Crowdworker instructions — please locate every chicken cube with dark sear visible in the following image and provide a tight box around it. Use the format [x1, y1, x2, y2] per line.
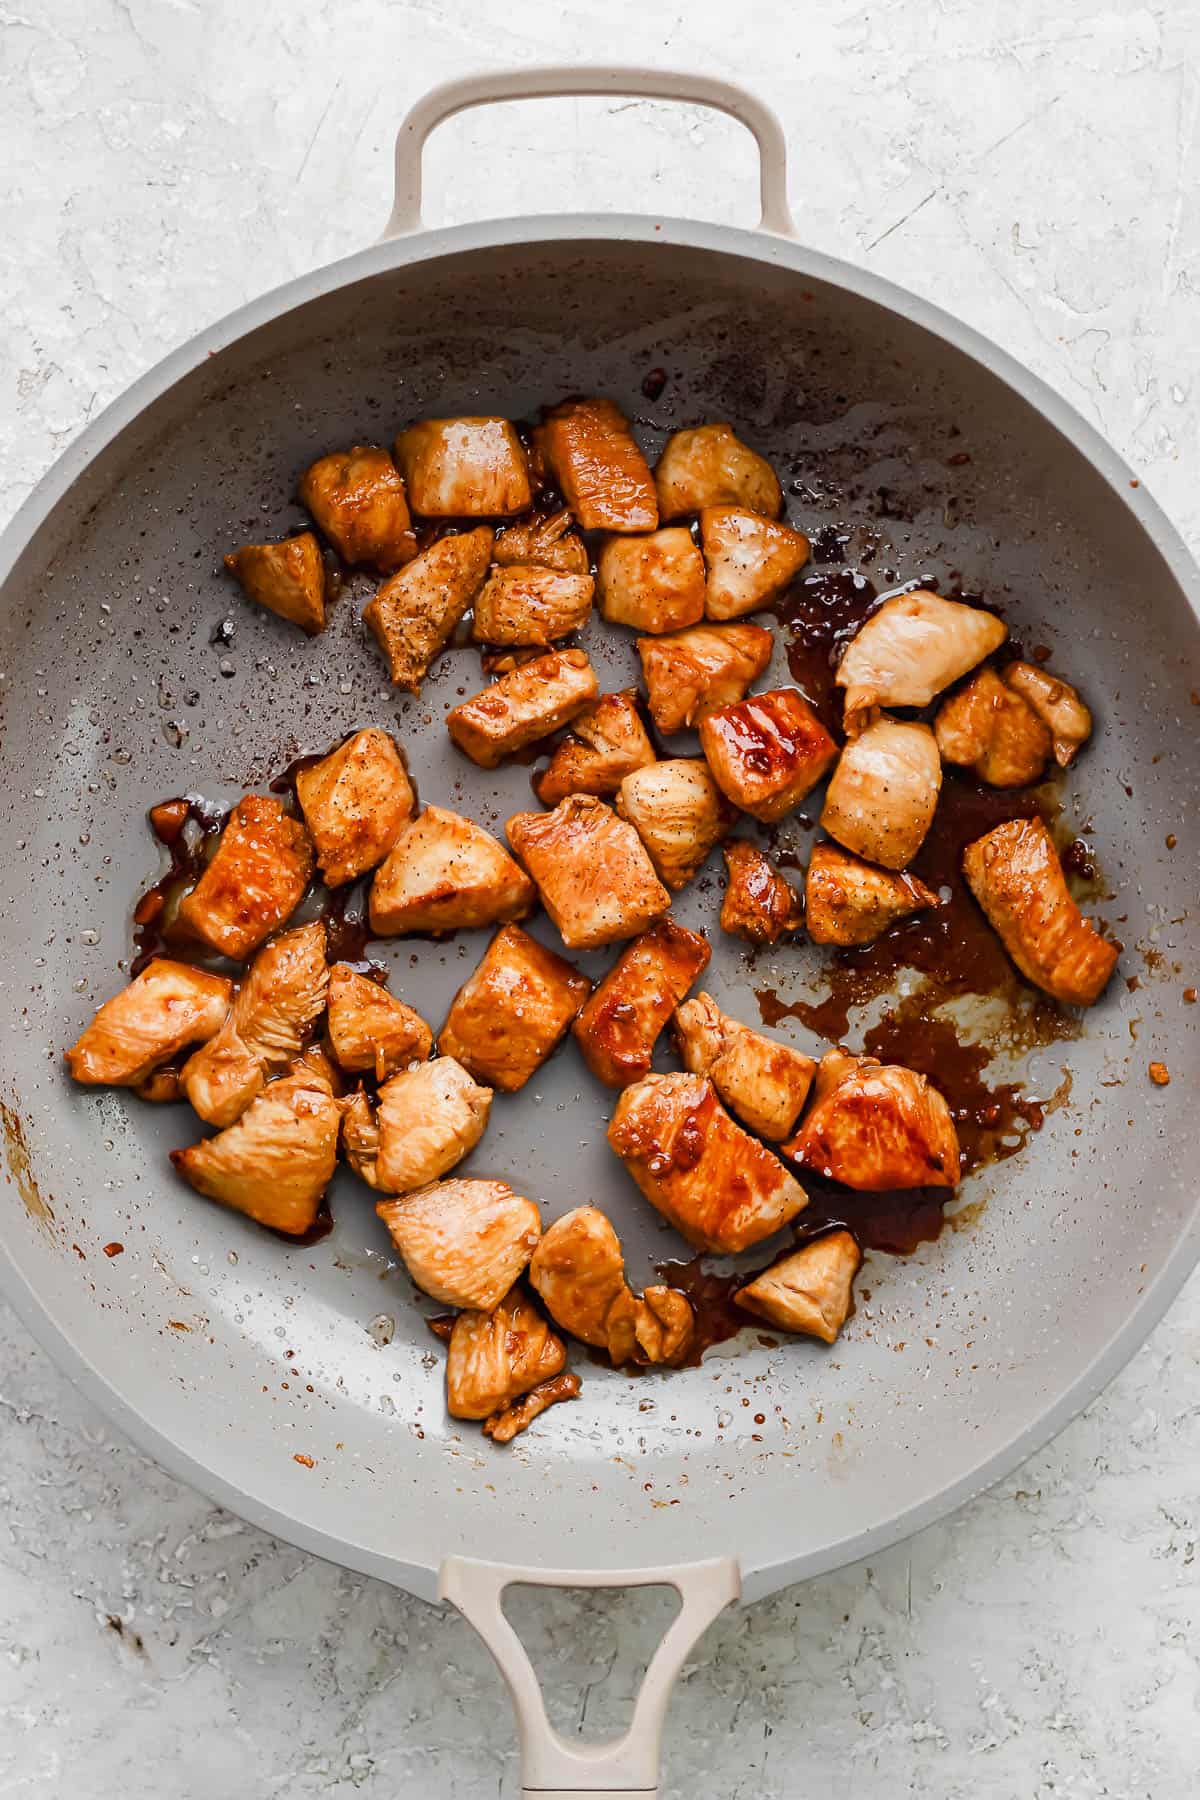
[438, 923, 591, 1091]
[177, 795, 314, 960]
[637, 622, 773, 735]
[719, 840, 803, 945]
[224, 533, 327, 635]
[531, 399, 658, 532]
[655, 423, 782, 520]
[804, 841, 938, 946]
[363, 526, 493, 691]
[326, 963, 432, 1080]
[294, 728, 414, 887]
[446, 648, 599, 769]
[934, 668, 1052, 788]
[533, 690, 656, 806]
[471, 564, 594, 646]
[394, 417, 532, 517]
[699, 688, 837, 823]
[507, 795, 670, 950]
[699, 507, 809, 619]
[736, 1231, 861, 1343]
[299, 445, 416, 572]
[377, 1178, 541, 1312]
[370, 805, 534, 937]
[783, 1052, 960, 1190]
[616, 759, 735, 891]
[962, 817, 1118, 1006]
[573, 917, 710, 1089]
[596, 528, 706, 633]
[66, 961, 233, 1088]
[493, 509, 590, 577]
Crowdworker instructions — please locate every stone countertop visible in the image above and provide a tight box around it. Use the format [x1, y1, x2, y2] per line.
[1, 2, 1197, 1794]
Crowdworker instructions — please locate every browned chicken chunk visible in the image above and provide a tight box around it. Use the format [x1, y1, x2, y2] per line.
[699, 688, 838, 823]
[178, 795, 314, 960]
[369, 1056, 492, 1195]
[637, 622, 774, 735]
[294, 728, 415, 886]
[1002, 662, 1093, 766]
[573, 917, 710, 1088]
[471, 564, 594, 646]
[934, 668, 1052, 788]
[446, 1287, 567, 1423]
[674, 992, 815, 1140]
[438, 923, 590, 1091]
[66, 961, 232, 1088]
[224, 533, 326, 635]
[533, 691, 656, 806]
[493, 509, 589, 577]
[394, 417, 532, 517]
[532, 399, 658, 532]
[595, 528, 706, 633]
[370, 804, 534, 937]
[820, 716, 941, 870]
[340, 1087, 382, 1189]
[529, 1207, 693, 1365]
[616, 758, 735, 890]
[719, 840, 804, 944]
[446, 648, 599, 769]
[299, 445, 416, 572]
[326, 963, 432, 1080]
[836, 590, 1007, 734]
[363, 526, 493, 691]
[507, 796, 670, 949]
[377, 1178, 541, 1312]
[699, 507, 809, 618]
[962, 817, 1118, 1006]
[805, 841, 938, 946]
[655, 424, 782, 520]
[483, 1371, 581, 1443]
[736, 1230, 861, 1343]
[784, 1055, 960, 1190]
[608, 1071, 807, 1253]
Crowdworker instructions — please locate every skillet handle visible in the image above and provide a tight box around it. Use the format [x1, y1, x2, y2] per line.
[384, 67, 795, 240]
[440, 1554, 740, 1796]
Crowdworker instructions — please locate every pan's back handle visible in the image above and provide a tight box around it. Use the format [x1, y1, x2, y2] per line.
[440, 1554, 740, 1797]
[384, 67, 796, 240]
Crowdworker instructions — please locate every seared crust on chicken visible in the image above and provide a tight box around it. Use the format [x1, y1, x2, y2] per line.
[934, 668, 1052, 788]
[699, 507, 809, 619]
[370, 805, 534, 936]
[616, 758, 734, 891]
[326, 963, 432, 1080]
[962, 817, 1118, 1006]
[804, 841, 938, 946]
[446, 648, 600, 769]
[736, 1230, 861, 1343]
[836, 590, 1007, 733]
[655, 424, 782, 520]
[446, 1287, 567, 1421]
[529, 1207, 694, 1365]
[1002, 662, 1093, 767]
[674, 992, 815, 1140]
[394, 417, 532, 517]
[66, 961, 232, 1087]
[533, 690, 656, 806]
[299, 445, 416, 572]
[483, 1371, 581, 1442]
[178, 796, 314, 960]
[507, 796, 671, 949]
[573, 918, 710, 1088]
[294, 728, 415, 886]
[224, 533, 326, 635]
[377, 1178, 541, 1312]
[784, 1056, 960, 1190]
[698, 688, 837, 823]
[471, 564, 594, 646]
[719, 840, 804, 945]
[820, 716, 941, 870]
[532, 399, 658, 532]
[372, 1056, 492, 1195]
[637, 621, 773, 735]
[493, 509, 589, 577]
[363, 526, 493, 691]
[596, 528, 706, 633]
[438, 923, 590, 1091]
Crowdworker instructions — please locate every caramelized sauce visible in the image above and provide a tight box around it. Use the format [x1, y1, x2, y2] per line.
[777, 568, 879, 732]
[131, 796, 227, 975]
[655, 1256, 745, 1364]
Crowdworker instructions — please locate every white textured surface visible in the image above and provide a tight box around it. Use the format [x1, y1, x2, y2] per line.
[1, 2, 1198, 1794]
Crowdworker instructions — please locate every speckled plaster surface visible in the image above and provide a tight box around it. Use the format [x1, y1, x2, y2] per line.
[0, 2, 1197, 1795]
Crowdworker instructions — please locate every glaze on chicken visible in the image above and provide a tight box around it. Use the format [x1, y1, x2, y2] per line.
[596, 528, 706, 633]
[446, 647, 599, 769]
[66, 961, 232, 1088]
[326, 963, 432, 1080]
[699, 688, 837, 823]
[294, 728, 415, 887]
[533, 690, 656, 806]
[674, 992, 815, 1140]
[438, 923, 591, 1091]
[394, 417, 532, 517]
[804, 841, 938, 946]
[178, 796, 314, 961]
[719, 840, 804, 944]
[532, 399, 658, 532]
[784, 1052, 960, 1190]
[529, 1207, 693, 1364]
[699, 507, 809, 619]
[836, 589, 1007, 733]
[370, 805, 534, 936]
[224, 533, 326, 635]
[299, 446, 416, 572]
[507, 796, 670, 949]
[364, 526, 493, 691]
[654, 424, 782, 520]
[963, 817, 1118, 1006]
[637, 622, 774, 735]
[574, 918, 710, 1089]
[820, 715, 941, 870]
[377, 1179, 541, 1312]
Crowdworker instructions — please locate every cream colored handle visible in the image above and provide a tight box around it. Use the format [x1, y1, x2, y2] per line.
[440, 1555, 740, 1795]
[384, 66, 795, 239]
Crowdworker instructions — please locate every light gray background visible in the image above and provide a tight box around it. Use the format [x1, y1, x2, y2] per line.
[1, 2, 1197, 1794]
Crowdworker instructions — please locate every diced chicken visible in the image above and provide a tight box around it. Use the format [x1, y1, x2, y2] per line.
[608, 1071, 807, 1253]
[341, 1087, 382, 1189]
[934, 668, 1052, 788]
[294, 728, 415, 886]
[182, 921, 329, 1127]
[808, 1046, 874, 1106]
[719, 840, 803, 945]
[804, 841, 938, 945]
[962, 817, 1119, 1006]
[698, 688, 837, 823]
[533, 690, 656, 806]
[393, 417, 532, 517]
[438, 923, 590, 1091]
[65, 961, 233, 1088]
[446, 648, 599, 769]
[363, 526, 494, 692]
[1002, 662, 1093, 767]
[836, 589, 1008, 734]
[637, 621, 773, 735]
[595, 528, 706, 633]
[655, 424, 782, 520]
[170, 1061, 340, 1237]
[471, 565, 594, 646]
[135, 1069, 184, 1104]
[372, 1056, 492, 1195]
[376, 1178, 541, 1312]
[783, 1059, 960, 1190]
[326, 963, 432, 1080]
[295, 1040, 343, 1096]
[573, 918, 710, 1088]
[820, 716, 941, 870]
[446, 1287, 567, 1422]
[674, 992, 815, 1140]
[224, 533, 326, 635]
[369, 804, 534, 937]
[299, 445, 416, 572]
[177, 796, 314, 960]
[616, 758, 735, 890]
[699, 507, 810, 619]
[529, 1207, 694, 1365]
[532, 399, 658, 532]
[493, 508, 590, 577]
[507, 796, 670, 950]
[483, 1371, 581, 1443]
[735, 1231, 861, 1343]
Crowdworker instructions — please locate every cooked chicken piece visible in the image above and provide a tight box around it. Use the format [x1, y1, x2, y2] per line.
[298, 445, 416, 572]
[507, 795, 670, 949]
[655, 424, 782, 521]
[363, 526, 494, 692]
[533, 690, 656, 806]
[719, 840, 804, 945]
[1002, 662, 1093, 767]
[574, 918, 710, 1088]
[371, 1057, 492, 1195]
[820, 716, 941, 870]
[595, 528, 706, 633]
[295, 1040, 343, 1096]
[736, 1230, 861, 1343]
[224, 533, 326, 635]
[326, 963, 432, 1080]
[808, 1046, 876, 1106]
[377, 1178, 541, 1312]
[471, 564, 594, 646]
[341, 1087, 382, 1189]
[438, 923, 590, 1091]
[637, 622, 774, 735]
[783, 1059, 960, 1190]
[699, 507, 809, 619]
[608, 1072, 807, 1253]
[529, 1207, 694, 1365]
[804, 841, 938, 945]
[369, 804, 534, 937]
[532, 398, 658, 532]
[170, 1061, 339, 1237]
[177, 795, 314, 960]
[483, 1371, 581, 1443]
[836, 589, 1008, 734]
[394, 417, 532, 517]
[698, 688, 837, 824]
[493, 508, 590, 577]
[181, 922, 329, 1127]
[934, 668, 1052, 788]
[962, 817, 1119, 1006]
[446, 648, 599, 769]
[446, 1287, 567, 1421]
[616, 759, 735, 890]
[66, 961, 232, 1087]
[674, 992, 815, 1140]
[294, 728, 415, 886]
[135, 1068, 184, 1104]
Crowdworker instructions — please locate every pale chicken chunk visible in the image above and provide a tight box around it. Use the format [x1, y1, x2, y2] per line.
[529, 1208, 693, 1365]
[532, 399, 658, 532]
[370, 805, 534, 937]
[507, 796, 670, 950]
[178, 796, 314, 960]
[804, 841, 938, 945]
[363, 526, 493, 691]
[533, 690, 656, 806]
[836, 590, 1008, 734]
[66, 961, 232, 1088]
[438, 923, 590, 1091]
[493, 509, 590, 577]
[373, 1056, 492, 1195]
[608, 1071, 808, 1254]
[655, 423, 782, 520]
[699, 507, 810, 619]
[446, 1287, 567, 1422]
[1002, 662, 1093, 767]
[326, 963, 432, 1080]
[934, 668, 1052, 788]
[446, 648, 599, 769]
[616, 758, 735, 890]
[574, 917, 710, 1088]
[962, 817, 1118, 1006]
[377, 1178, 541, 1312]
[637, 622, 773, 735]
[224, 533, 326, 635]
[484, 1372, 581, 1443]
[698, 688, 838, 823]
[820, 716, 941, 870]
[736, 1231, 861, 1343]
[471, 564, 594, 646]
[783, 1058, 960, 1190]
[719, 840, 804, 945]
[299, 445, 416, 572]
[674, 992, 815, 1140]
[394, 417, 532, 517]
[595, 529, 706, 633]
[294, 728, 415, 886]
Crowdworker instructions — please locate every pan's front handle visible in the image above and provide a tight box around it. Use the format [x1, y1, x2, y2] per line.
[384, 67, 795, 240]
[440, 1554, 740, 1797]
